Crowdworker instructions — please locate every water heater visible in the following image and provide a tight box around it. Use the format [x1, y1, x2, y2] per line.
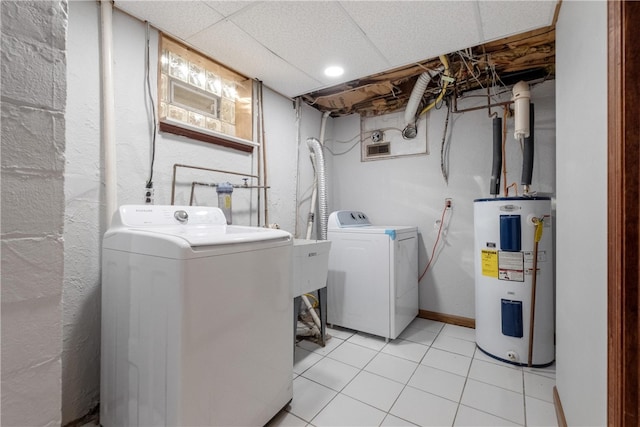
[474, 197, 554, 366]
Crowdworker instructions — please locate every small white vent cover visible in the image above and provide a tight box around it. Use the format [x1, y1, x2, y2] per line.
[361, 110, 428, 161]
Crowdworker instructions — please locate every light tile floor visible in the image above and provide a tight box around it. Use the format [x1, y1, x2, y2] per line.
[270, 318, 557, 427]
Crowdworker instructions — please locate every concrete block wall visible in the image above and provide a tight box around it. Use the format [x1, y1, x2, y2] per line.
[1, 1, 68, 425]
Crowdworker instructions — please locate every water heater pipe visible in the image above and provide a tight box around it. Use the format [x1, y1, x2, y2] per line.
[512, 81, 531, 141]
[521, 104, 535, 193]
[100, 0, 117, 227]
[306, 137, 328, 240]
[490, 117, 502, 195]
[528, 217, 544, 367]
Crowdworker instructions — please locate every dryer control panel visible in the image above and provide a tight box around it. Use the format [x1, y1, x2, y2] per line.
[331, 211, 371, 228]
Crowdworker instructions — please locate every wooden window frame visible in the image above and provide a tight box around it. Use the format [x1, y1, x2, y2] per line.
[158, 35, 256, 153]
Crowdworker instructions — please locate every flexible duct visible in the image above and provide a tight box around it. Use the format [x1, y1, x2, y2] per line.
[521, 104, 535, 190]
[404, 72, 435, 127]
[490, 117, 503, 195]
[403, 57, 448, 139]
[305, 111, 330, 240]
[306, 137, 328, 240]
[100, 0, 117, 227]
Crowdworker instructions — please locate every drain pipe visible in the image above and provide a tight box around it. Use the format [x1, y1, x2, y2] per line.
[100, 0, 117, 227]
[521, 104, 535, 195]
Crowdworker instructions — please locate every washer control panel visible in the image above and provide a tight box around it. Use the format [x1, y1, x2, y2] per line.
[334, 211, 371, 227]
[116, 205, 228, 227]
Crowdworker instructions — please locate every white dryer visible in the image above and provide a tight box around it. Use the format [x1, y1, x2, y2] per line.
[101, 205, 292, 427]
[327, 211, 419, 340]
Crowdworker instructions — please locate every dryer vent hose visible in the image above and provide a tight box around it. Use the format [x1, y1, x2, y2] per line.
[306, 137, 328, 240]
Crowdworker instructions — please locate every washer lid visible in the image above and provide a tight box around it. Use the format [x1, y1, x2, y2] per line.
[133, 224, 290, 246]
[107, 205, 290, 247]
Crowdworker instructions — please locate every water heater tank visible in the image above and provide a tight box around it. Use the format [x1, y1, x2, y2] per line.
[474, 197, 554, 366]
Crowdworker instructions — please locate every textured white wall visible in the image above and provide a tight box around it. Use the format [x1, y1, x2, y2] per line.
[329, 81, 556, 318]
[63, 2, 311, 422]
[1, 1, 67, 425]
[555, 1, 607, 424]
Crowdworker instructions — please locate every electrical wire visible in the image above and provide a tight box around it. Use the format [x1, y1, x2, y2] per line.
[323, 140, 360, 156]
[419, 201, 450, 282]
[419, 55, 450, 117]
[440, 101, 451, 184]
[457, 50, 485, 91]
[145, 22, 157, 189]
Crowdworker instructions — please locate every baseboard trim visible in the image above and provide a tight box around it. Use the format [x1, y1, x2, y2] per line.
[553, 386, 568, 427]
[418, 310, 475, 329]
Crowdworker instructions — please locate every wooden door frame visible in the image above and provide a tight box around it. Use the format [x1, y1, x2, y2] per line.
[608, 1, 639, 426]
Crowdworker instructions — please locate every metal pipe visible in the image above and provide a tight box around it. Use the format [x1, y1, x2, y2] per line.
[259, 82, 269, 226]
[188, 181, 270, 206]
[171, 163, 259, 205]
[528, 217, 544, 367]
[452, 100, 513, 114]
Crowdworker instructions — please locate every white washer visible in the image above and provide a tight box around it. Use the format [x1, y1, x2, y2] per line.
[101, 205, 293, 427]
[327, 211, 419, 340]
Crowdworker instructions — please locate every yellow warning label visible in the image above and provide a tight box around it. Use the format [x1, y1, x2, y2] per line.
[481, 250, 499, 278]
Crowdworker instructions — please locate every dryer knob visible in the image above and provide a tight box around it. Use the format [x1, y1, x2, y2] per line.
[174, 210, 189, 223]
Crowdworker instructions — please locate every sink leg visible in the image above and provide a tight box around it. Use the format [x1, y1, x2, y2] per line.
[318, 287, 327, 347]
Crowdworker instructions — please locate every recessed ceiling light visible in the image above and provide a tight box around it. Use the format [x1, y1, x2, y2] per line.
[324, 66, 344, 77]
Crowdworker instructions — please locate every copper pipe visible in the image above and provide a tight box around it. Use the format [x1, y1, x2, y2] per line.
[171, 163, 260, 205]
[452, 99, 513, 114]
[189, 181, 270, 206]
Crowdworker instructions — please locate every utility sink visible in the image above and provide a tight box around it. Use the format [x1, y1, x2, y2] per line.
[292, 239, 331, 297]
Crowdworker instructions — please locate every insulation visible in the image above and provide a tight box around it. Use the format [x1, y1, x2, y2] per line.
[302, 27, 555, 117]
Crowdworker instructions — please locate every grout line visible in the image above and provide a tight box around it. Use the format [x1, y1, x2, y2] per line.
[451, 345, 477, 426]
[294, 320, 553, 426]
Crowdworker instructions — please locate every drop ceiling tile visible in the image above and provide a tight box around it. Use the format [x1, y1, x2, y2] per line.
[202, 1, 257, 18]
[341, 1, 482, 66]
[478, 0, 557, 42]
[187, 20, 323, 97]
[114, 1, 224, 40]
[229, 1, 389, 87]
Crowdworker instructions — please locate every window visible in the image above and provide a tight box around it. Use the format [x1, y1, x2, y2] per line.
[159, 35, 255, 152]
